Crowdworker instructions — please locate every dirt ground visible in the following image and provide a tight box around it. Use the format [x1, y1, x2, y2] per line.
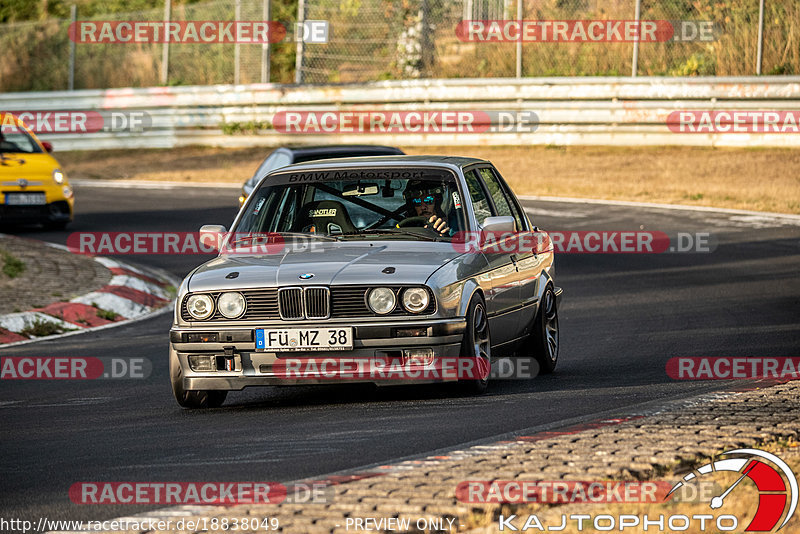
[56, 145, 800, 214]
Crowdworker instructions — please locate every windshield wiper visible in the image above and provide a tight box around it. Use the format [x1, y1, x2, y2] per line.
[342, 228, 441, 242]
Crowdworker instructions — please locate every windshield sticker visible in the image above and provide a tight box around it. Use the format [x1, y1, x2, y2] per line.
[252, 197, 265, 214]
[280, 169, 439, 184]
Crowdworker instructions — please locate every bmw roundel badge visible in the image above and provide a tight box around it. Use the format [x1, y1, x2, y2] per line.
[298, 273, 314, 280]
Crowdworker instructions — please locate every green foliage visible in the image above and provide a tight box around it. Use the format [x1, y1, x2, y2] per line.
[19, 317, 72, 337]
[220, 120, 272, 135]
[95, 308, 119, 320]
[669, 52, 716, 76]
[1, 249, 26, 278]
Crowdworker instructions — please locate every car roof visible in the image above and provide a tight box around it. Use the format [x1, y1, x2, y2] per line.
[273, 154, 488, 173]
[282, 145, 405, 159]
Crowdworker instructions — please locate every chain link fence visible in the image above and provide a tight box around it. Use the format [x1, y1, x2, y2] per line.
[1, 0, 797, 92]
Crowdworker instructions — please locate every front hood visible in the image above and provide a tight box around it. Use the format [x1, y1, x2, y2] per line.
[0, 153, 60, 182]
[187, 240, 462, 291]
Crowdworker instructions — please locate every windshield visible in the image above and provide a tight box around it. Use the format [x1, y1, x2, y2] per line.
[0, 126, 42, 154]
[233, 167, 466, 241]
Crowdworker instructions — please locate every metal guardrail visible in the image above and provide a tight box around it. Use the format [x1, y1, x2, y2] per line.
[2, 77, 799, 151]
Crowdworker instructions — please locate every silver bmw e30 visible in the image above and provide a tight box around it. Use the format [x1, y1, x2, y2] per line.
[169, 155, 562, 408]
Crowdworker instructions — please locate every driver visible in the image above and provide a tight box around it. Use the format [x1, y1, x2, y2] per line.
[399, 180, 451, 236]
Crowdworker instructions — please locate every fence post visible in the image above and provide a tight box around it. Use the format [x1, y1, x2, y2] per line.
[631, 0, 641, 76]
[756, 0, 765, 74]
[68, 4, 77, 90]
[161, 0, 171, 85]
[261, 0, 271, 83]
[515, 0, 522, 78]
[235, 0, 241, 84]
[295, 0, 305, 84]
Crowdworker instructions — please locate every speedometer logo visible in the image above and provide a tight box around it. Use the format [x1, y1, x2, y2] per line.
[667, 448, 798, 531]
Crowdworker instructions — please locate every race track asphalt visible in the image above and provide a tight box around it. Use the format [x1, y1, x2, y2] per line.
[1, 183, 798, 524]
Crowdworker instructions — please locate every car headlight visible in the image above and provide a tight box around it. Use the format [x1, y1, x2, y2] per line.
[186, 294, 214, 320]
[52, 169, 64, 184]
[62, 185, 73, 198]
[217, 291, 245, 319]
[367, 287, 396, 315]
[402, 288, 430, 313]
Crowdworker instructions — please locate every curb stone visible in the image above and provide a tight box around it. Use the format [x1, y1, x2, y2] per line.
[0, 236, 179, 347]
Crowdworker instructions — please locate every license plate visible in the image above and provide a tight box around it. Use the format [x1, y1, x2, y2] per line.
[255, 327, 353, 351]
[5, 192, 46, 205]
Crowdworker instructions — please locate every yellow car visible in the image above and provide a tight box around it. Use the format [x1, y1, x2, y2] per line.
[0, 113, 73, 229]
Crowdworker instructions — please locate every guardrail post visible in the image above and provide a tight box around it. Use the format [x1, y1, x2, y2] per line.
[261, 0, 271, 83]
[631, 0, 641, 77]
[756, 0, 765, 74]
[161, 0, 171, 85]
[68, 4, 76, 90]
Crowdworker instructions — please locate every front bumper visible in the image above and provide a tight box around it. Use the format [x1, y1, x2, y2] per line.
[0, 199, 72, 225]
[170, 318, 467, 390]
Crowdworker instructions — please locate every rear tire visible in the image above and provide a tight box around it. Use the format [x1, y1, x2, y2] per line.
[458, 294, 491, 395]
[170, 350, 227, 409]
[530, 285, 559, 374]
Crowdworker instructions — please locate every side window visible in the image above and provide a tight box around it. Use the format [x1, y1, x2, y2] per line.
[464, 170, 492, 227]
[478, 168, 525, 232]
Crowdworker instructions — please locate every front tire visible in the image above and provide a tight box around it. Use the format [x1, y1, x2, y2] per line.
[530, 285, 559, 374]
[170, 349, 227, 409]
[458, 294, 492, 395]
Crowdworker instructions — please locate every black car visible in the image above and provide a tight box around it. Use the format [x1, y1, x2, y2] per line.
[238, 145, 405, 205]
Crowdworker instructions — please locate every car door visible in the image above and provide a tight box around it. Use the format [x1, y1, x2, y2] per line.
[464, 168, 520, 348]
[478, 166, 544, 340]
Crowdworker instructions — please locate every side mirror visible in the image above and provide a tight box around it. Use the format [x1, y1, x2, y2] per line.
[199, 224, 227, 252]
[41, 141, 53, 153]
[481, 216, 516, 234]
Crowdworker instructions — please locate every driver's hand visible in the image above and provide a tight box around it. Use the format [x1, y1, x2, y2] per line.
[425, 215, 450, 235]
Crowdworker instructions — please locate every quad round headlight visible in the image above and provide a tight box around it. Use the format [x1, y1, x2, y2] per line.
[402, 288, 430, 313]
[367, 287, 396, 315]
[218, 291, 245, 319]
[186, 294, 214, 320]
[52, 169, 64, 184]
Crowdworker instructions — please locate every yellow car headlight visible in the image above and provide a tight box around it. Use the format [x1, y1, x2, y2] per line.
[52, 169, 65, 184]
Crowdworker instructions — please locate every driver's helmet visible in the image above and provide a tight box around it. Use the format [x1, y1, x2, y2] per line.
[402, 180, 445, 208]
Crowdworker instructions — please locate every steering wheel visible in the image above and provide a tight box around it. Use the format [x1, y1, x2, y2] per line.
[396, 215, 430, 228]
